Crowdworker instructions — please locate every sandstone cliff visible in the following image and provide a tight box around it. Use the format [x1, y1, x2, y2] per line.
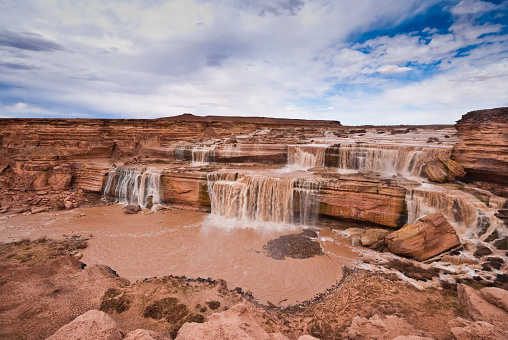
[454, 107, 508, 197]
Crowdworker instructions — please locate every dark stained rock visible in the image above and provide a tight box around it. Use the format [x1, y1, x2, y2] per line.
[474, 245, 493, 258]
[263, 231, 322, 260]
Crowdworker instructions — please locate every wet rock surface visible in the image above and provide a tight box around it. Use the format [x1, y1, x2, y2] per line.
[263, 229, 323, 260]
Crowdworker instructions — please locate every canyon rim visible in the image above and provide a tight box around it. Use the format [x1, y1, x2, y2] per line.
[0, 107, 507, 339]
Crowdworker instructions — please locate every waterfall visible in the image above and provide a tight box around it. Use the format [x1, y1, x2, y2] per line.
[207, 172, 320, 226]
[405, 183, 504, 238]
[175, 145, 215, 164]
[328, 144, 452, 177]
[103, 167, 162, 209]
[287, 145, 327, 169]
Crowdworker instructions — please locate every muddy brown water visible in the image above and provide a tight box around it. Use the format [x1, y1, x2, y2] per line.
[0, 205, 359, 306]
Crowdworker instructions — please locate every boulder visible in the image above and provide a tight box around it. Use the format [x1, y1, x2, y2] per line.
[449, 317, 507, 340]
[493, 237, 508, 250]
[124, 329, 171, 340]
[32, 171, 51, 190]
[422, 159, 466, 183]
[123, 204, 141, 214]
[474, 244, 493, 257]
[385, 213, 460, 261]
[175, 303, 293, 340]
[345, 314, 431, 340]
[49, 173, 72, 191]
[457, 284, 508, 330]
[360, 229, 389, 247]
[30, 206, 48, 214]
[47, 310, 123, 340]
[64, 200, 74, 209]
[480, 287, 508, 312]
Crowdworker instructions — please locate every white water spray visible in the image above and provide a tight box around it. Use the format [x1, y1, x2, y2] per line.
[207, 172, 320, 227]
[103, 167, 162, 209]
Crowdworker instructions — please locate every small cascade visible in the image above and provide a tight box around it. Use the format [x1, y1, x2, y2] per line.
[405, 184, 504, 238]
[102, 167, 162, 209]
[175, 145, 215, 164]
[207, 172, 320, 226]
[287, 145, 327, 169]
[329, 144, 452, 177]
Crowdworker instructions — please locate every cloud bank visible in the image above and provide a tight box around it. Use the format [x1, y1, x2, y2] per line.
[0, 0, 507, 125]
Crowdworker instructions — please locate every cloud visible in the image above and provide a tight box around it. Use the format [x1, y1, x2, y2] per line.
[0, 62, 38, 70]
[0, 0, 506, 125]
[376, 65, 413, 74]
[0, 31, 63, 52]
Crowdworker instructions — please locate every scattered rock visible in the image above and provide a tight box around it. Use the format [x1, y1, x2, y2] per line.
[30, 206, 48, 214]
[360, 228, 389, 247]
[47, 310, 123, 340]
[64, 200, 74, 210]
[124, 329, 171, 340]
[123, 204, 141, 214]
[474, 244, 493, 258]
[480, 287, 508, 312]
[350, 235, 361, 246]
[457, 284, 508, 330]
[493, 237, 508, 250]
[449, 317, 507, 340]
[175, 303, 293, 340]
[345, 314, 431, 340]
[386, 259, 440, 281]
[386, 213, 461, 261]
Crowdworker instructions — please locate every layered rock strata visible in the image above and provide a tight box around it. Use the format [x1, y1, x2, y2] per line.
[454, 107, 508, 197]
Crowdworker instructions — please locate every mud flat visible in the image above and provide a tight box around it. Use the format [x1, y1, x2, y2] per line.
[0, 205, 358, 306]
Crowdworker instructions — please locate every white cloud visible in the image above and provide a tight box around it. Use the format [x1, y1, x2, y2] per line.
[376, 65, 413, 74]
[0, 0, 506, 125]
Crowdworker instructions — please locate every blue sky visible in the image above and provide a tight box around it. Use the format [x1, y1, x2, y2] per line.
[0, 0, 507, 125]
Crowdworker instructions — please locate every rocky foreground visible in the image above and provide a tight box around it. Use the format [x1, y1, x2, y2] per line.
[0, 108, 507, 339]
[2, 239, 508, 340]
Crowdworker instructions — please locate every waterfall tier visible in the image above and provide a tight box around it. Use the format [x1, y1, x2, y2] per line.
[103, 167, 162, 208]
[175, 145, 216, 164]
[326, 144, 453, 177]
[288, 143, 453, 177]
[288, 145, 327, 169]
[207, 172, 320, 226]
[405, 183, 505, 239]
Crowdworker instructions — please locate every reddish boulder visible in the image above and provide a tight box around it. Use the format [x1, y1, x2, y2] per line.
[480, 287, 508, 312]
[385, 213, 461, 261]
[449, 317, 507, 340]
[176, 303, 294, 340]
[422, 158, 466, 183]
[457, 284, 508, 330]
[124, 329, 171, 340]
[47, 310, 123, 340]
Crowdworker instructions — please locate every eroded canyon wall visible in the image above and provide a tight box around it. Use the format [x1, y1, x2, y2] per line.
[454, 107, 508, 197]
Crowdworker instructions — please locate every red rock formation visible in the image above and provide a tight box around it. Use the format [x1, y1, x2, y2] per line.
[318, 174, 407, 228]
[454, 107, 508, 197]
[385, 213, 461, 261]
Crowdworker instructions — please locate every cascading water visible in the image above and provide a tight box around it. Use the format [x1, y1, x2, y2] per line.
[287, 145, 327, 170]
[329, 144, 453, 177]
[207, 172, 320, 227]
[175, 145, 215, 164]
[103, 167, 162, 209]
[405, 183, 505, 238]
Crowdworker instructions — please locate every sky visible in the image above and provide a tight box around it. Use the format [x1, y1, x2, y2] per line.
[0, 0, 507, 125]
